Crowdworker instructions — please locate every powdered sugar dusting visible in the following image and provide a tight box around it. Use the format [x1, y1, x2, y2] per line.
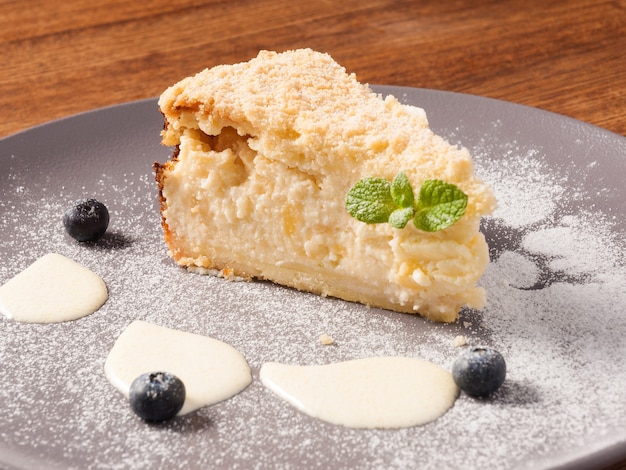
[1, 96, 625, 469]
[479, 146, 568, 228]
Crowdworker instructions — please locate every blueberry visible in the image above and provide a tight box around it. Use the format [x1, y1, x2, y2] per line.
[63, 198, 109, 242]
[452, 347, 506, 397]
[129, 372, 186, 422]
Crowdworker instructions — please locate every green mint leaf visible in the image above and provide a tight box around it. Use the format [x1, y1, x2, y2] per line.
[389, 207, 415, 229]
[413, 179, 468, 232]
[390, 171, 414, 208]
[345, 177, 396, 224]
[346, 173, 468, 232]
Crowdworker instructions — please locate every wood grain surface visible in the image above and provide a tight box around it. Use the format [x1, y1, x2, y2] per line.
[1, 0, 625, 138]
[1, 1, 625, 469]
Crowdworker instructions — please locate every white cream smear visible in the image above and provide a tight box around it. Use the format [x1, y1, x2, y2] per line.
[0, 253, 108, 323]
[260, 356, 459, 429]
[104, 320, 252, 415]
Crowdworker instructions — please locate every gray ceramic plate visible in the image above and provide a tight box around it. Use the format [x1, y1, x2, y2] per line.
[0, 86, 625, 470]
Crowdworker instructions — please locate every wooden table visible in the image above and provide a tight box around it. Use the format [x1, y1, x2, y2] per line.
[1, 0, 625, 139]
[1, 1, 624, 469]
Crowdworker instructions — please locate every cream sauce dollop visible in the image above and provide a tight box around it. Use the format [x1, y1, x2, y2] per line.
[260, 356, 459, 428]
[104, 321, 252, 415]
[0, 253, 108, 323]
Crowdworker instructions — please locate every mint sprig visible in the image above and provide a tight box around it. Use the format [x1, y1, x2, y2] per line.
[345, 172, 468, 232]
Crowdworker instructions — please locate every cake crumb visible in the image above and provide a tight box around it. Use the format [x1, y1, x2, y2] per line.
[463, 321, 473, 329]
[319, 333, 335, 345]
[453, 335, 467, 347]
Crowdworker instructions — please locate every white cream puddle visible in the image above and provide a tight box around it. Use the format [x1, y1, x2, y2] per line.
[104, 320, 252, 415]
[0, 253, 108, 323]
[260, 356, 459, 429]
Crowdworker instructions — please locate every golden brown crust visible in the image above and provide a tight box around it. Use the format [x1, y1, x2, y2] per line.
[153, 146, 180, 262]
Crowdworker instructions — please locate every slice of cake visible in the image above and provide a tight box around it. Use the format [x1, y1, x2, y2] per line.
[154, 48, 495, 322]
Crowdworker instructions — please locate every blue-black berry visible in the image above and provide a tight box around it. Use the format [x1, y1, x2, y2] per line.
[129, 372, 186, 422]
[452, 347, 506, 397]
[63, 198, 109, 242]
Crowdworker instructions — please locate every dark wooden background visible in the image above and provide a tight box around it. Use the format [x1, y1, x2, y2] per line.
[1, 0, 625, 138]
[1, 1, 624, 468]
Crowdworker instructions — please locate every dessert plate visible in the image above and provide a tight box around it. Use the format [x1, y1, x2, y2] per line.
[0, 86, 624, 470]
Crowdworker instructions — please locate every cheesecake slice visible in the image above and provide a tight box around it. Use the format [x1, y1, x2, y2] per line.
[154, 48, 495, 322]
